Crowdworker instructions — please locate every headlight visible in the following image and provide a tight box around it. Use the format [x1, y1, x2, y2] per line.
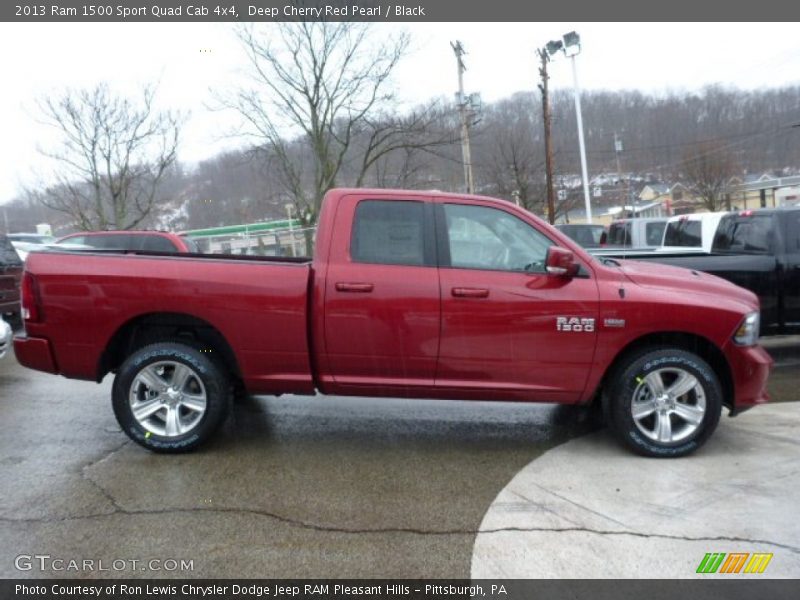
[733, 311, 760, 346]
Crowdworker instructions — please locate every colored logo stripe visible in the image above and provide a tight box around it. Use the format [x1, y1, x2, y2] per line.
[696, 552, 773, 574]
[697, 553, 726, 574]
[744, 553, 773, 574]
[720, 553, 749, 574]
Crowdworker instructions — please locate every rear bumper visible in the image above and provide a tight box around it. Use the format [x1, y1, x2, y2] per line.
[724, 342, 773, 414]
[12, 335, 58, 374]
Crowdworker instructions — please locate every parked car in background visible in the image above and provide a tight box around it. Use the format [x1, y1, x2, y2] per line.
[594, 212, 729, 261]
[8, 233, 56, 245]
[660, 212, 728, 253]
[7, 232, 57, 261]
[606, 217, 668, 249]
[0, 235, 22, 319]
[55, 231, 198, 253]
[0, 314, 11, 359]
[555, 223, 607, 248]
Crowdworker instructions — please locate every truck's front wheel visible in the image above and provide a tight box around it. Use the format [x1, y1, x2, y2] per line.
[605, 348, 723, 457]
[112, 342, 230, 453]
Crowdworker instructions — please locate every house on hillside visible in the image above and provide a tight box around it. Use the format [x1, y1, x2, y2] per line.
[723, 172, 800, 209]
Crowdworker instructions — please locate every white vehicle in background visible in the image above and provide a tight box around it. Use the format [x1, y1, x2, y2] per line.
[0, 315, 11, 359]
[658, 212, 728, 254]
[7, 233, 56, 261]
[605, 217, 668, 249]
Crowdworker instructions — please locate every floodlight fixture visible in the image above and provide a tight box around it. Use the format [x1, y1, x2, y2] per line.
[545, 40, 563, 57]
[563, 31, 581, 50]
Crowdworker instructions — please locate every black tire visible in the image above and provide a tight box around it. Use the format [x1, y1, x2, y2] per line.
[112, 341, 230, 453]
[604, 347, 723, 458]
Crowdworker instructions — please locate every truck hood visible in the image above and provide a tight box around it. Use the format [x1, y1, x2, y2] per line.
[616, 259, 759, 311]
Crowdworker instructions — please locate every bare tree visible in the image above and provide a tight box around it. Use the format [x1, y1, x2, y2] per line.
[478, 96, 547, 214]
[30, 84, 181, 230]
[228, 22, 445, 252]
[681, 141, 739, 211]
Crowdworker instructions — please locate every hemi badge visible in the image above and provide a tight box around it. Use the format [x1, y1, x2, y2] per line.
[604, 318, 626, 328]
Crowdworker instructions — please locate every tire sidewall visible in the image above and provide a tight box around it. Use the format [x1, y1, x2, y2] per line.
[608, 349, 722, 458]
[112, 342, 228, 453]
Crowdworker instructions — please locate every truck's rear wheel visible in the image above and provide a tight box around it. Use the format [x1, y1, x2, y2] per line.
[605, 348, 722, 457]
[112, 342, 229, 453]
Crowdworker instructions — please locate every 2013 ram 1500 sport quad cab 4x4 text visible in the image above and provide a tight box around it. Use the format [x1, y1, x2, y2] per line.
[14, 189, 772, 457]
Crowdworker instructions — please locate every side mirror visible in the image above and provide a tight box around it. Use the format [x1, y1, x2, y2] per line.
[545, 246, 579, 277]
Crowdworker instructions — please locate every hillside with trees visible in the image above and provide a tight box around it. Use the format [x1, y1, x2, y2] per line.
[2, 23, 798, 238]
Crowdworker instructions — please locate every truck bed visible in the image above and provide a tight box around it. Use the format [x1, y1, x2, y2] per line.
[20, 249, 316, 394]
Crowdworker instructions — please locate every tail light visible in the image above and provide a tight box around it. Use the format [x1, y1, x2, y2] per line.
[21, 272, 42, 323]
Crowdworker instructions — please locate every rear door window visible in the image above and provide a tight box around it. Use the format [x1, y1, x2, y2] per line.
[351, 200, 431, 266]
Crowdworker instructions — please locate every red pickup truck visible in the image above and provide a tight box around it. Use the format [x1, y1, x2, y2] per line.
[14, 189, 772, 457]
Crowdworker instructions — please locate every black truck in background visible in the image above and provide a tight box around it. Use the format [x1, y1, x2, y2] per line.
[596, 208, 800, 335]
[0, 235, 23, 319]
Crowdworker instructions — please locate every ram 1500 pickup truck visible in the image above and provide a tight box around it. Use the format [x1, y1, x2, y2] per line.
[14, 189, 772, 457]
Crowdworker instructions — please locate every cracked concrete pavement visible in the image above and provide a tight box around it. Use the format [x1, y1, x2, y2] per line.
[0, 349, 596, 578]
[471, 402, 800, 578]
[1, 336, 798, 578]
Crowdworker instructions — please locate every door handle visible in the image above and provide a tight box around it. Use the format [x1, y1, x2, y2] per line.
[335, 282, 374, 293]
[452, 287, 489, 298]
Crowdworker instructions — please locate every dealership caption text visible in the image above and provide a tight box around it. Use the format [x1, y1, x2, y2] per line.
[14, 4, 426, 18]
[16, 583, 496, 597]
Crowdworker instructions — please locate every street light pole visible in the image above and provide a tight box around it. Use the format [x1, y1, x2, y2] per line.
[568, 50, 592, 223]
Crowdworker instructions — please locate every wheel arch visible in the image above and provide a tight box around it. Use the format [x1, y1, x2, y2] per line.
[594, 331, 734, 411]
[98, 312, 241, 384]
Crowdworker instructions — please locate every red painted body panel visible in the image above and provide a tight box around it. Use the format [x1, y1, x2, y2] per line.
[15, 187, 771, 415]
[17, 253, 314, 394]
[13, 336, 57, 374]
[321, 193, 440, 393]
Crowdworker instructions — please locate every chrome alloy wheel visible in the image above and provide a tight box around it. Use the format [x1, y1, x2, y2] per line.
[630, 368, 706, 444]
[128, 361, 207, 437]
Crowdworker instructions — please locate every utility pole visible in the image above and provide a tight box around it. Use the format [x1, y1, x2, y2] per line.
[451, 41, 474, 194]
[538, 48, 556, 224]
[614, 132, 628, 209]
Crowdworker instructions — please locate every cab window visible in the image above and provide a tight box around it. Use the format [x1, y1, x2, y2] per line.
[350, 200, 430, 266]
[443, 204, 551, 272]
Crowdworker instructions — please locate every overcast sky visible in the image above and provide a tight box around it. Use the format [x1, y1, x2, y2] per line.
[1, 21, 799, 205]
